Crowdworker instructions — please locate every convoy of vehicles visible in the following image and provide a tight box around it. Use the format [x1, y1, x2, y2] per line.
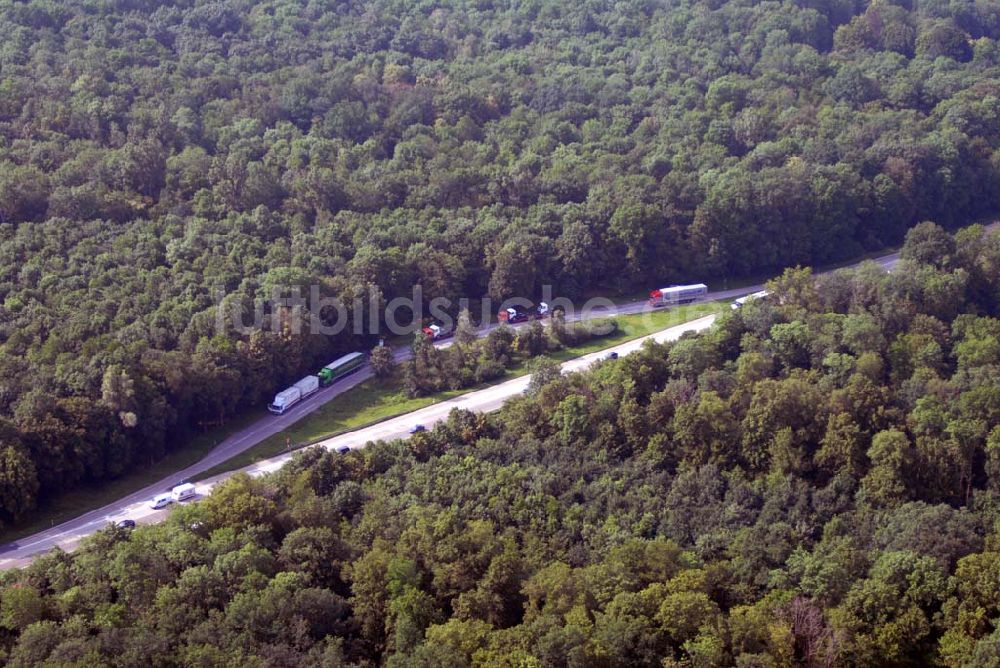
[149, 483, 198, 510]
[136, 283, 735, 521]
[268, 285, 712, 416]
[268, 303, 562, 417]
[498, 302, 549, 323]
[730, 290, 770, 310]
[648, 284, 708, 307]
[268, 352, 366, 414]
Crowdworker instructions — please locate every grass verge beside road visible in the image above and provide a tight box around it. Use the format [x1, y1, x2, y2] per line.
[195, 301, 722, 478]
[0, 302, 720, 542]
[0, 409, 266, 543]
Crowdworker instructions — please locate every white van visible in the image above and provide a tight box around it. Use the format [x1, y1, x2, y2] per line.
[149, 493, 172, 510]
[171, 483, 196, 502]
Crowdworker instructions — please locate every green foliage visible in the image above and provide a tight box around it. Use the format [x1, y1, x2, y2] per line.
[0, 226, 999, 664]
[525, 356, 562, 397]
[0, 0, 999, 659]
[369, 344, 396, 379]
[2, 0, 999, 522]
[0, 586, 45, 632]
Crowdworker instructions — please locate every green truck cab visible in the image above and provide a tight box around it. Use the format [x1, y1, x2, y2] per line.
[318, 351, 366, 387]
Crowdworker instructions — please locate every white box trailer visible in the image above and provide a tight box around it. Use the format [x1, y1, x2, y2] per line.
[293, 375, 319, 397]
[648, 283, 708, 307]
[730, 290, 770, 310]
[268, 375, 320, 415]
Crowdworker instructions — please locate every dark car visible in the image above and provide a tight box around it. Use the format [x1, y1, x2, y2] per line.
[115, 519, 136, 530]
[409, 424, 427, 434]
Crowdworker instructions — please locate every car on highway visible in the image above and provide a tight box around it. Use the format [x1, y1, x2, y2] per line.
[115, 519, 136, 530]
[605, 351, 619, 360]
[171, 482, 196, 502]
[409, 424, 426, 434]
[149, 493, 172, 510]
[0, 233, 971, 567]
[336, 445, 350, 454]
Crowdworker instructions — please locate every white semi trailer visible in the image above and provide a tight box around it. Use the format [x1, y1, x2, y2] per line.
[731, 290, 770, 310]
[268, 375, 320, 415]
[648, 283, 708, 307]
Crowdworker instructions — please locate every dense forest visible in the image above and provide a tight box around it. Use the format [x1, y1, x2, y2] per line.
[4, 0, 1000, 523]
[0, 222, 997, 665]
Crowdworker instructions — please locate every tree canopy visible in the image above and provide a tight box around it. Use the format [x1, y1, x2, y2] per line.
[0, 224, 998, 665]
[3, 0, 1000, 527]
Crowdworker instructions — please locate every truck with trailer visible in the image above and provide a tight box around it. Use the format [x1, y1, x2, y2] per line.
[318, 351, 366, 386]
[730, 290, 769, 310]
[422, 323, 454, 341]
[648, 284, 708, 307]
[268, 352, 366, 414]
[498, 306, 530, 324]
[268, 375, 320, 415]
[498, 302, 549, 324]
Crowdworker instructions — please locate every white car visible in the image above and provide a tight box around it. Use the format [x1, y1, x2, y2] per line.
[149, 493, 172, 510]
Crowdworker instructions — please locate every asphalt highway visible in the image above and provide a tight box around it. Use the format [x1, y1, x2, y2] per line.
[0, 232, 961, 568]
[0, 312, 719, 568]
